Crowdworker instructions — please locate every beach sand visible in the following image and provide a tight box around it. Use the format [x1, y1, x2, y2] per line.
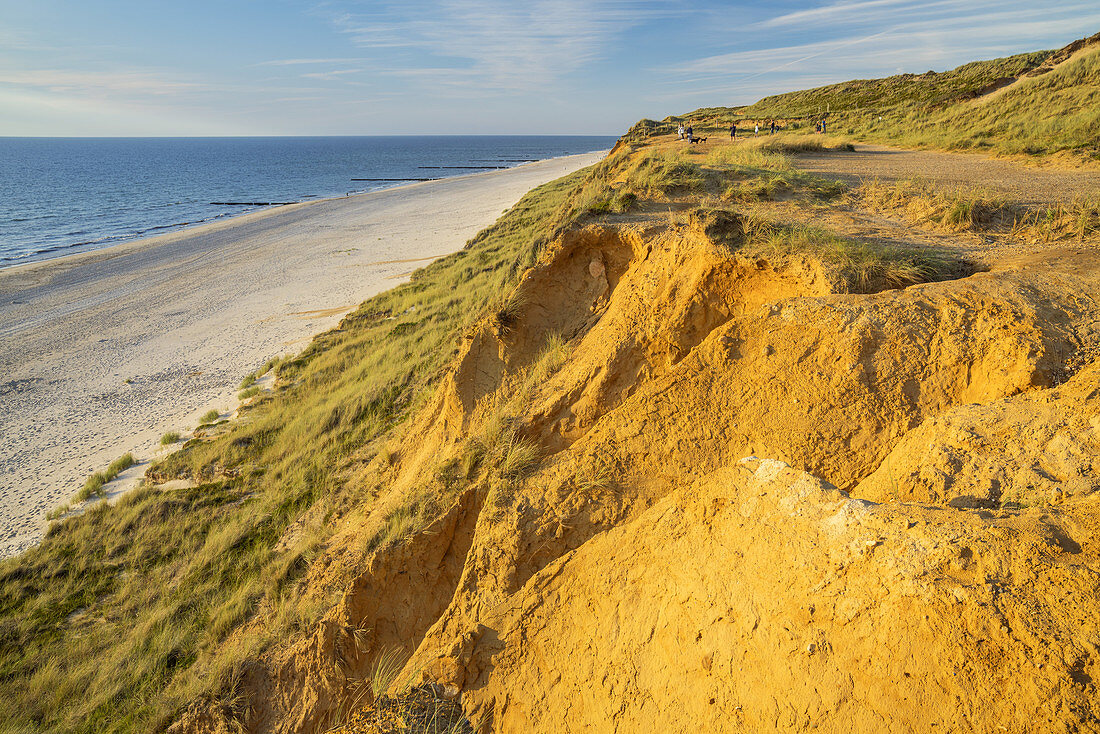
[0, 151, 606, 558]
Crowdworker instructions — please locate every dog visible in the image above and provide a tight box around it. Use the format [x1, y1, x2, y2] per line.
[689, 136, 707, 144]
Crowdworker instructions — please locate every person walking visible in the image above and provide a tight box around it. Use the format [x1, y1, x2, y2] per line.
[686, 124, 694, 142]
[730, 123, 736, 139]
[678, 123, 684, 140]
[821, 119, 827, 134]
[754, 123, 759, 137]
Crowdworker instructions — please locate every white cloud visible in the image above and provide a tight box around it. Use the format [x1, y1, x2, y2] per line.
[299, 68, 366, 80]
[254, 57, 369, 66]
[664, 2, 1100, 101]
[328, 0, 671, 90]
[0, 69, 203, 95]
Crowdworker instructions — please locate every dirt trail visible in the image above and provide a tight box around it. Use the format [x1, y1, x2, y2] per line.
[792, 143, 1100, 206]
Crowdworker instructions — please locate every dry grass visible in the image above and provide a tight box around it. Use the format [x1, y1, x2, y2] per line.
[238, 386, 261, 401]
[73, 453, 135, 503]
[740, 211, 963, 292]
[0, 166, 594, 734]
[628, 42, 1100, 161]
[860, 177, 1100, 242]
[860, 177, 1014, 231]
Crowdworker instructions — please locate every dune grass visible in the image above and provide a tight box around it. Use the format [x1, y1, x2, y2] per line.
[627, 42, 1099, 161]
[198, 409, 222, 426]
[160, 431, 181, 446]
[860, 177, 1100, 242]
[0, 167, 593, 734]
[739, 212, 961, 291]
[568, 140, 847, 222]
[73, 453, 135, 503]
[238, 386, 261, 401]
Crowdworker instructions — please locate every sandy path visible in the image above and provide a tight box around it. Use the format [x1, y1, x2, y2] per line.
[792, 144, 1100, 206]
[0, 152, 605, 557]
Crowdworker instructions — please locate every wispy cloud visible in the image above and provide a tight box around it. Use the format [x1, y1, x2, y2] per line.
[0, 69, 203, 95]
[254, 57, 368, 66]
[326, 0, 671, 90]
[664, 1, 1100, 103]
[758, 0, 921, 29]
[299, 68, 366, 80]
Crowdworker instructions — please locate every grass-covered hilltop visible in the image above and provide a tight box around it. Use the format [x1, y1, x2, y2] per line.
[628, 32, 1100, 160]
[2, 33, 1100, 734]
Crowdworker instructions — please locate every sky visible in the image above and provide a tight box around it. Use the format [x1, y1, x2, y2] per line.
[0, 0, 1097, 136]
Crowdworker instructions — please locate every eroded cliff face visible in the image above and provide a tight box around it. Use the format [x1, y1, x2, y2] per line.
[173, 209, 1100, 733]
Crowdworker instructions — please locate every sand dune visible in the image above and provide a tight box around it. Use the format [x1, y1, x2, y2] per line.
[0, 152, 605, 558]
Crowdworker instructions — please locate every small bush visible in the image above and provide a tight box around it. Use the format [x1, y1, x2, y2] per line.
[238, 386, 261, 401]
[239, 373, 257, 390]
[160, 431, 181, 446]
[199, 409, 221, 425]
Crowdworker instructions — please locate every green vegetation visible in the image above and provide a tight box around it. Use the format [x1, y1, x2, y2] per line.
[198, 409, 221, 425]
[160, 431, 181, 446]
[569, 139, 847, 224]
[0, 166, 594, 734]
[626, 40, 1100, 159]
[238, 386, 261, 401]
[861, 177, 1100, 241]
[739, 212, 962, 291]
[73, 453, 135, 503]
[739, 50, 1052, 120]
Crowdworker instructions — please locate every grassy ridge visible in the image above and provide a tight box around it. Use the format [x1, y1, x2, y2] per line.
[627, 38, 1100, 159]
[0, 169, 591, 734]
[739, 51, 1051, 119]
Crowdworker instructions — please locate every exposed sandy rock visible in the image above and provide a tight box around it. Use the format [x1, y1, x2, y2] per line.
[444, 458, 1100, 732]
[185, 200, 1100, 733]
[858, 360, 1100, 509]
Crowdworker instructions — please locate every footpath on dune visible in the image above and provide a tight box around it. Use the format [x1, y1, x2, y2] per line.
[791, 143, 1100, 206]
[166, 139, 1100, 734]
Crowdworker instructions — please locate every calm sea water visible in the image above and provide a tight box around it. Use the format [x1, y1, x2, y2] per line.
[0, 136, 616, 268]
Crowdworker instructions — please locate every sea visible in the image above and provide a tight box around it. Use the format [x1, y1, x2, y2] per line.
[0, 135, 617, 268]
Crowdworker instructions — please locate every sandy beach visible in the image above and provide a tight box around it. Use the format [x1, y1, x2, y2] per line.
[0, 151, 605, 558]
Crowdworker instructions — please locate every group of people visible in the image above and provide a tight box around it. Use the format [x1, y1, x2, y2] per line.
[678, 117, 830, 141]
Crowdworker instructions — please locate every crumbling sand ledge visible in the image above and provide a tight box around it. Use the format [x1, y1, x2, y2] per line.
[0, 152, 606, 558]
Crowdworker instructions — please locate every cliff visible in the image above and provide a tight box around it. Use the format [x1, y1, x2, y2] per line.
[3, 44, 1100, 734]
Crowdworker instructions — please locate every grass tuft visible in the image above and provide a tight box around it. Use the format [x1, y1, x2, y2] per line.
[238, 386, 261, 401]
[73, 453, 135, 503]
[741, 213, 964, 291]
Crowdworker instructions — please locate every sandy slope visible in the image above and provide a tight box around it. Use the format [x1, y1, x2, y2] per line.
[0, 151, 606, 558]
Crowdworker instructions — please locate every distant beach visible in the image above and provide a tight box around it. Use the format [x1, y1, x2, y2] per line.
[0, 136, 617, 269]
[0, 151, 607, 557]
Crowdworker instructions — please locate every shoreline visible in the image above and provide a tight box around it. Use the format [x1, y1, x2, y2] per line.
[0, 149, 609, 274]
[0, 150, 607, 558]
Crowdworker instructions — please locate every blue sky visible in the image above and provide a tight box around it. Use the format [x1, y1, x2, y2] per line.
[1, 0, 1096, 136]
